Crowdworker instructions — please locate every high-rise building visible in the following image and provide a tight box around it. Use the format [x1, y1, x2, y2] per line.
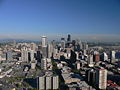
[88, 55, 94, 67]
[31, 59, 36, 69]
[30, 43, 36, 51]
[82, 42, 88, 50]
[6, 51, 13, 61]
[67, 34, 71, 42]
[86, 69, 96, 85]
[47, 43, 53, 59]
[41, 58, 47, 70]
[61, 38, 65, 49]
[36, 51, 42, 63]
[93, 51, 100, 62]
[37, 76, 45, 90]
[42, 36, 47, 47]
[29, 50, 35, 61]
[95, 68, 107, 90]
[46, 76, 52, 89]
[21, 47, 28, 62]
[110, 51, 116, 63]
[41, 36, 47, 58]
[52, 75, 59, 89]
[37, 74, 59, 90]
[102, 52, 108, 61]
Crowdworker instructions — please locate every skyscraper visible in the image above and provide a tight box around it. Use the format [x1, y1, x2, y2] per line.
[21, 46, 28, 62]
[6, 51, 13, 61]
[41, 58, 47, 70]
[46, 76, 52, 89]
[29, 50, 35, 61]
[42, 36, 47, 58]
[52, 75, 59, 90]
[88, 55, 94, 67]
[30, 43, 36, 51]
[67, 34, 71, 42]
[37, 76, 45, 90]
[61, 38, 65, 49]
[110, 51, 116, 63]
[95, 68, 107, 90]
[42, 36, 47, 47]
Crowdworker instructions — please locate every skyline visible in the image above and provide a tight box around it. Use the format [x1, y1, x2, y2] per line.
[0, 0, 120, 41]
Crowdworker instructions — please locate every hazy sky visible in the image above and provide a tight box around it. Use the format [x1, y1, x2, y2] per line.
[0, 0, 120, 41]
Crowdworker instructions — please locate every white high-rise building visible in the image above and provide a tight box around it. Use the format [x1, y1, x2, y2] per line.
[29, 50, 35, 61]
[46, 76, 52, 89]
[103, 52, 108, 61]
[37, 74, 59, 90]
[52, 75, 59, 89]
[42, 36, 47, 58]
[30, 42, 36, 51]
[41, 58, 47, 70]
[88, 55, 94, 67]
[61, 38, 65, 49]
[96, 68, 107, 90]
[21, 47, 28, 62]
[110, 51, 116, 63]
[47, 43, 53, 58]
[37, 76, 45, 90]
[42, 36, 47, 47]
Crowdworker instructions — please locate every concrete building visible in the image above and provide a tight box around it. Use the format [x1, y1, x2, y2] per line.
[110, 51, 116, 63]
[21, 47, 28, 62]
[37, 76, 45, 90]
[42, 36, 47, 47]
[37, 74, 59, 90]
[41, 58, 47, 70]
[61, 38, 65, 49]
[6, 51, 13, 61]
[95, 68, 107, 89]
[30, 42, 36, 51]
[88, 55, 94, 67]
[31, 60, 36, 69]
[52, 75, 59, 89]
[46, 76, 52, 89]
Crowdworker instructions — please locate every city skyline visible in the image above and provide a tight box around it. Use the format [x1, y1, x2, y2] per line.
[0, 0, 120, 41]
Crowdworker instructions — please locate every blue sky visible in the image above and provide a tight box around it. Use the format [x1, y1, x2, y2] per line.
[0, 0, 120, 41]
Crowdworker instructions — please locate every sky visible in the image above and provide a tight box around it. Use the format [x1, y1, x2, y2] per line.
[0, 0, 120, 41]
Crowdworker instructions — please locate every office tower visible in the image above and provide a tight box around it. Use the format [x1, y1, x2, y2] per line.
[41, 58, 47, 70]
[93, 51, 100, 62]
[37, 75, 59, 90]
[46, 76, 52, 89]
[29, 50, 35, 61]
[86, 69, 96, 85]
[36, 51, 42, 63]
[102, 52, 108, 61]
[88, 55, 94, 67]
[51, 40, 56, 49]
[95, 68, 107, 90]
[6, 51, 13, 60]
[31, 60, 36, 69]
[30, 43, 36, 51]
[110, 51, 116, 63]
[47, 43, 53, 59]
[21, 47, 28, 62]
[67, 34, 71, 42]
[42, 36, 47, 58]
[52, 75, 59, 89]
[82, 42, 88, 50]
[42, 36, 47, 47]
[61, 38, 65, 49]
[37, 76, 45, 90]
